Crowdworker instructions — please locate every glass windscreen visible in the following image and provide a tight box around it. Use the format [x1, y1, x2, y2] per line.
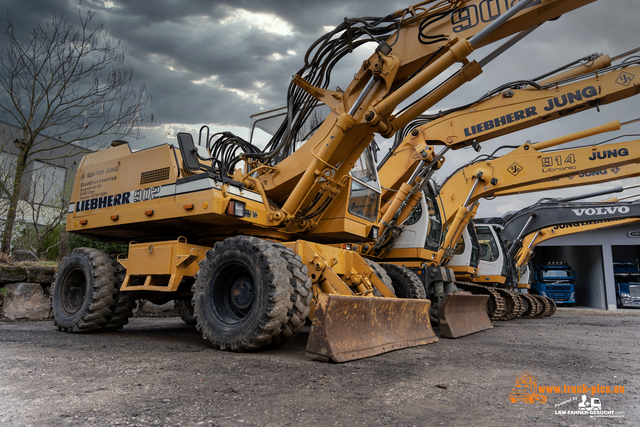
[468, 224, 480, 268]
[454, 235, 465, 255]
[348, 147, 380, 222]
[540, 269, 574, 279]
[476, 226, 499, 262]
[423, 185, 443, 250]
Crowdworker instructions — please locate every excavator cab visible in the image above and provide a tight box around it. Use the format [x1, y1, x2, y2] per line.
[308, 145, 384, 241]
[448, 224, 480, 281]
[379, 182, 494, 338]
[385, 181, 444, 253]
[347, 147, 381, 222]
[474, 224, 509, 285]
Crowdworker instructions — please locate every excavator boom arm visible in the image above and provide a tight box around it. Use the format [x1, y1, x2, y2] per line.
[440, 138, 640, 218]
[258, 0, 595, 227]
[515, 217, 640, 268]
[503, 200, 640, 243]
[379, 58, 640, 199]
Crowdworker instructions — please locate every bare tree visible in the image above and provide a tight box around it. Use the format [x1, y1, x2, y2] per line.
[0, 146, 15, 222]
[12, 162, 70, 259]
[0, 11, 152, 253]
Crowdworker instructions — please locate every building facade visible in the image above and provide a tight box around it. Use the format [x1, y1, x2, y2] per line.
[536, 221, 640, 310]
[0, 122, 92, 249]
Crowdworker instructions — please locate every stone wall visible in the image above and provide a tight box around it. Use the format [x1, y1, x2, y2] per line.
[0, 265, 56, 320]
[0, 265, 178, 320]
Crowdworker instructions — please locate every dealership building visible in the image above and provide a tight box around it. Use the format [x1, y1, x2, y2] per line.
[533, 221, 640, 310]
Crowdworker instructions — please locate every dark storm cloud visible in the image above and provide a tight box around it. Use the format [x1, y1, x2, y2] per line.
[1, 1, 639, 160]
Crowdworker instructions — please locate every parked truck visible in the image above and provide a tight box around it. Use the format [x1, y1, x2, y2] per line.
[531, 262, 576, 305]
[613, 262, 640, 308]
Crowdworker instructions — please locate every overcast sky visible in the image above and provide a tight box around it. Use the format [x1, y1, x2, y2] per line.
[1, 0, 639, 218]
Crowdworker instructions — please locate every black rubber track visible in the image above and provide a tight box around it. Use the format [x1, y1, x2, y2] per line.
[192, 236, 294, 351]
[455, 282, 507, 319]
[52, 248, 116, 333]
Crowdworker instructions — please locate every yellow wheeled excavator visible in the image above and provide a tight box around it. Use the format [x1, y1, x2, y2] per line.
[54, 0, 593, 362]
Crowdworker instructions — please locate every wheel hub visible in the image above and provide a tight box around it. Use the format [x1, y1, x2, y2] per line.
[230, 278, 254, 310]
[61, 267, 87, 316]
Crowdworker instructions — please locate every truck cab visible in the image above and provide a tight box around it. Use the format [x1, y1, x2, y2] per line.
[613, 262, 640, 308]
[531, 262, 576, 305]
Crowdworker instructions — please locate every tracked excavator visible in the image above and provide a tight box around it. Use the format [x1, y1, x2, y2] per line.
[464, 182, 640, 289]
[455, 219, 554, 318]
[469, 167, 640, 293]
[445, 184, 640, 309]
[513, 215, 640, 303]
[445, 181, 640, 318]
[356, 47, 640, 335]
[515, 216, 640, 281]
[482, 163, 640, 287]
[451, 183, 638, 287]
[469, 162, 640, 283]
[54, 0, 595, 362]
[476, 191, 640, 315]
[375, 126, 640, 331]
[503, 191, 640, 271]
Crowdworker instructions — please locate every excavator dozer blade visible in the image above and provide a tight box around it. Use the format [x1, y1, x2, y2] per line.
[438, 294, 493, 338]
[306, 293, 438, 363]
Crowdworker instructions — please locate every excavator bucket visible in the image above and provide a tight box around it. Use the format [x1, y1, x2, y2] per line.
[306, 293, 438, 363]
[438, 293, 493, 338]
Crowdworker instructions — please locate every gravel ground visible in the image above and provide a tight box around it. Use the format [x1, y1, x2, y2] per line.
[0, 308, 639, 426]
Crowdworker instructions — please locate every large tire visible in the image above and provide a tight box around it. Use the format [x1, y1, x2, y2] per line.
[52, 248, 116, 333]
[269, 242, 313, 347]
[364, 258, 395, 296]
[380, 263, 425, 299]
[192, 236, 294, 351]
[177, 299, 197, 326]
[101, 254, 137, 331]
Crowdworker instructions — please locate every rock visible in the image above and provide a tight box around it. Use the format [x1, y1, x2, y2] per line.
[11, 250, 38, 262]
[2, 282, 51, 319]
[24, 265, 56, 284]
[0, 266, 26, 284]
[138, 300, 175, 314]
